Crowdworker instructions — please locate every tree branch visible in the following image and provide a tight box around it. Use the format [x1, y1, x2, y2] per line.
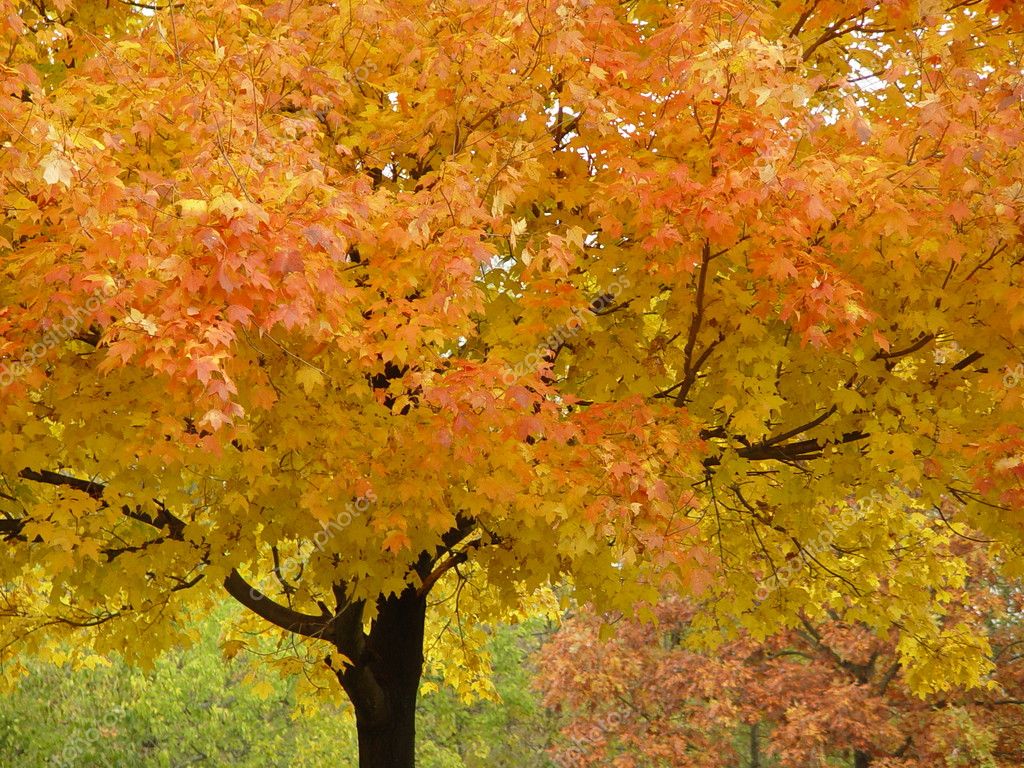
[417, 551, 469, 598]
[16, 468, 187, 539]
[951, 351, 984, 371]
[872, 333, 935, 363]
[703, 430, 870, 467]
[223, 569, 333, 639]
[675, 241, 716, 407]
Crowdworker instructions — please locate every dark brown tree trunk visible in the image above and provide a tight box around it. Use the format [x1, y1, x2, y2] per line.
[355, 700, 418, 768]
[854, 750, 872, 768]
[333, 586, 427, 768]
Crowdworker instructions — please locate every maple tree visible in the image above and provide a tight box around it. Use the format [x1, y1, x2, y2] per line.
[2, 0, 1024, 765]
[537, 537, 1024, 767]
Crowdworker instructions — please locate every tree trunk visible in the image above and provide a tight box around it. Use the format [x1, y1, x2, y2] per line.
[854, 750, 872, 768]
[355, 704, 418, 768]
[749, 722, 761, 768]
[334, 586, 427, 768]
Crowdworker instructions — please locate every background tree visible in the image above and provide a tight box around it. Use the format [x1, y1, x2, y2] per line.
[2, 0, 1024, 765]
[537, 533, 1024, 767]
[0, 605, 556, 767]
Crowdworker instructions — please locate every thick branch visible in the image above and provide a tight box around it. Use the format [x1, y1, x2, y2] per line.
[0, 518, 27, 539]
[17, 468, 187, 539]
[801, 4, 874, 61]
[762, 405, 838, 448]
[417, 551, 469, 598]
[951, 351, 984, 371]
[872, 333, 935, 363]
[789, 0, 821, 38]
[675, 241, 716, 407]
[703, 430, 870, 467]
[223, 569, 333, 639]
[797, 615, 872, 682]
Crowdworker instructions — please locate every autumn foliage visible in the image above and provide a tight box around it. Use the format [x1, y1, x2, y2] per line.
[2, 0, 1024, 764]
[537, 538, 1024, 767]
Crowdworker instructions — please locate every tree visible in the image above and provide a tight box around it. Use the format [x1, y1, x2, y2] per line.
[2, 0, 1023, 765]
[0, 603, 553, 767]
[536, 536, 1024, 767]
[0, 602, 362, 768]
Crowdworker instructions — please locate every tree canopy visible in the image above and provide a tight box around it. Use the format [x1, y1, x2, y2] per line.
[2, 0, 1024, 762]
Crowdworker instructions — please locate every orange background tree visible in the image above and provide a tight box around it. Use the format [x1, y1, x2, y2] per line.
[538, 537, 1024, 767]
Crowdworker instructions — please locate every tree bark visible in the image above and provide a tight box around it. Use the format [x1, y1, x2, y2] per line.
[749, 722, 761, 768]
[854, 750, 872, 768]
[355, 700, 418, 768]
[333, 586, 427, 768]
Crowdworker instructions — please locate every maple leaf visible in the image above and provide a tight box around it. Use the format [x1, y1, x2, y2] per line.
[40, 151, 73, 187]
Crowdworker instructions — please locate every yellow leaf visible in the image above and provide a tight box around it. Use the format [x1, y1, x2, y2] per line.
[296, 367, 325, 394]
[250, 679, 275, 700]
[178, 199, 208, 218]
